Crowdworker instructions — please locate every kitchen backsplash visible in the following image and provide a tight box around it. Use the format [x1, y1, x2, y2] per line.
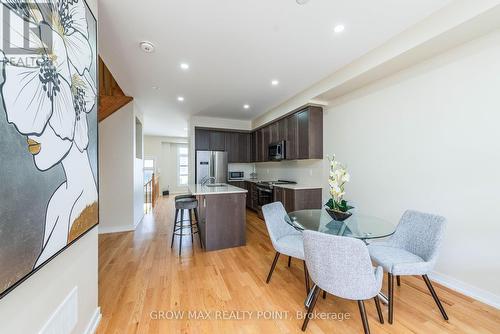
[228, 163, 256, 179]
[254, 160, 325, 186]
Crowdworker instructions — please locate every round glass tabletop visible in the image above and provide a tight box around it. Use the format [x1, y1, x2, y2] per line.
[285, 209, 396, 240]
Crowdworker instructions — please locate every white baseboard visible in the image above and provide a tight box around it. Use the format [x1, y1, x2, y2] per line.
[83, 307, 101, 334]
[429, 271, 500, 310]
[98, 213, 144, 234]
[98, 225, 136, 234]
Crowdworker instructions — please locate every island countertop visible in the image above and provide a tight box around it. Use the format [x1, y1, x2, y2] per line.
[188, 183, 248, 196]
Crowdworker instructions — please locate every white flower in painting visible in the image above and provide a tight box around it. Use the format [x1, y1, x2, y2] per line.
[2, 23, 75, 139]
[71, 70, 96, 151]
[43, 0, 92, 75]
[1, 0, 44, 23]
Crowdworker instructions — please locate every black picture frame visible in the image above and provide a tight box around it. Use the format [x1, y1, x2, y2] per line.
[0, 0, 99, 301]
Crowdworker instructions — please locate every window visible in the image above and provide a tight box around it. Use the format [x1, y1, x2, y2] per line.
[177, 146, 189, 185]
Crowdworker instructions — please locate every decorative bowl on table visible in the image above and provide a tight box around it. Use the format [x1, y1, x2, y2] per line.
[325, 208, 352, 222]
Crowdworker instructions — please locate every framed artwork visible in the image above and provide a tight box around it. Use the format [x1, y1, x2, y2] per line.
[0, 0, 98, 299]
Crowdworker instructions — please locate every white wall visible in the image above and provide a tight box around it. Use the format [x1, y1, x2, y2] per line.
[144, 136, 189, 194]
[0, 1, 101, 333]
[99, 101, 144, 233]
[322, 29, 500, 306]
[133, 111, 145, 226]
[0, 230, 99, 334]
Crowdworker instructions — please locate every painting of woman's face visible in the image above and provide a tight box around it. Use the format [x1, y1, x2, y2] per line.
[28, 127, 72, 171]
[0, 0, 98, 300]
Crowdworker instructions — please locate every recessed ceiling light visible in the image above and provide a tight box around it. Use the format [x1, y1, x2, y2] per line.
[177, 96, 184, 102]
[243, 104, 250, 109]
[334, 24, 345, 33]
[139, 41, 155, 53]
[296, 0, 310, 4]
[180, 63, 190, 70]
[152, 86, 159, 90]
[271, 80, 279, 86]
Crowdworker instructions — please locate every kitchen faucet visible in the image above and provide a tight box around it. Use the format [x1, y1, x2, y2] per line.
[201, 176, 216, 186]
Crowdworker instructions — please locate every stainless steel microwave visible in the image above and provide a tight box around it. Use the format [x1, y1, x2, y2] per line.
[268, 141, 286, 161]
[228, 171, 244, 180]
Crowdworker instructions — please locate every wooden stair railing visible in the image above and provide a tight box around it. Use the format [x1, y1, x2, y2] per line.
[144, 173, 161, 214]
[98, 57, 133, 122]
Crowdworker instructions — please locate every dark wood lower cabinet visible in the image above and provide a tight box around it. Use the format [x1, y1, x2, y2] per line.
[273, 187, 322, 212]
[244, 181, 258, 211]
[228, 181, 246, 189]
[243, 181, 322, 213]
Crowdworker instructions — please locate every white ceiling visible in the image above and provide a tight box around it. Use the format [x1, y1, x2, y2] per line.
[98, 0, 451, 137]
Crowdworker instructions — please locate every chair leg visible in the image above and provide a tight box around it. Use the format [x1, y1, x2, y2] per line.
[301, 285, 320, 331]
[388, 273, 394, 324]
[288, 256, 291, 267]
[397, 275, 401, 286]
[193, 208, 203, 249]
[322, 290, 327, 299]
[358, 300, 371, 334]
[303, 261, 310, 294]
[374, 296, 384, 324]
[189, 209, 194, 243]
[171, 209, 179, 248]
[179, 210, 183, 256]
[422, 275, 449, 320]
[266, 252, 280, 283]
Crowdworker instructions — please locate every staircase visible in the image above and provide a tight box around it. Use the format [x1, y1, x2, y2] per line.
[98, 57, 133, 122]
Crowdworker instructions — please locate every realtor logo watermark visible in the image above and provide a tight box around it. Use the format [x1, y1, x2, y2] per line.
[1, 1, 54, 63]
[149, 310, 352, 321]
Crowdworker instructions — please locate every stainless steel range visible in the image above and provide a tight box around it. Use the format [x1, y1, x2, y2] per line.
[256, 180, 297, 217]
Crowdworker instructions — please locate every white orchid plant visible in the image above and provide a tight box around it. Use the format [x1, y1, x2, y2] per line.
[326, 155, 354, 213]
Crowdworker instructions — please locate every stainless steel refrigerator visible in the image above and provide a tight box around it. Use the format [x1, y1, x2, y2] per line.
[196, 151, 228, 184]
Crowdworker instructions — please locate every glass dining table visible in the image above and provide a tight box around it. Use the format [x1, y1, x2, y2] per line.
[284, 209, 397, 307]
[284, 209, 396, 241]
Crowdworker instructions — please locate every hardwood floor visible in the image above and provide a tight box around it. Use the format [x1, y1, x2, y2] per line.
[97, 196, 500, 333]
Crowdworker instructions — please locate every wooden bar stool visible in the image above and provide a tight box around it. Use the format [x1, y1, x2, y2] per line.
[171, 197, 203, 255]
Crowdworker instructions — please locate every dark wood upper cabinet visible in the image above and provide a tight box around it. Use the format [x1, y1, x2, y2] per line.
[296, 106, 323, 160]
[195, 105, 322, 163]
[195, 129, 210, 151]
[297, 110, 309, 159]
[210, 131, 226, 151]
[255, 128, 264, 162]
[196, 128, 251, 163]
[225, 132, 239, 162]
[262, 126, 271, 161]
[251, 131, 256, 162]
[285, 113, 298, 160]
[238, 132, 251, 163]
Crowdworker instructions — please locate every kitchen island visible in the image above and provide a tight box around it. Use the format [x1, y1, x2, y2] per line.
[188, 183, 248, 251]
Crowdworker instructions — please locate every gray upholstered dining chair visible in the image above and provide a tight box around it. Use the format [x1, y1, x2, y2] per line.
[302, 231, 384, 334]
[368, 210, 448, 324]
[262, 202, 311, 293]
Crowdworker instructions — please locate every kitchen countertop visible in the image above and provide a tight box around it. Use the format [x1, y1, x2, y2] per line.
[273, 184, 323, 190]
[188, 183, 248, 196]
[241, 179, 322, 190]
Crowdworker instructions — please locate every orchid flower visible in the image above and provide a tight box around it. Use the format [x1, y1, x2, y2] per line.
[37, 0, 93, 75]
[71, 69, 96, 151]
[2, 22, 75, 140]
